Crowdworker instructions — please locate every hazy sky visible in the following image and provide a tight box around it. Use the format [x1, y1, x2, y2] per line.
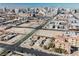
[0, 3, 79, 9]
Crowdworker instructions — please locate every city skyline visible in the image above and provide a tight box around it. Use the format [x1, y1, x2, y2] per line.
[0, 3, 79, 9]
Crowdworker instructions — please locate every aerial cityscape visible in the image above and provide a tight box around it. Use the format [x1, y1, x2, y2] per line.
[0, 3, 79, 56]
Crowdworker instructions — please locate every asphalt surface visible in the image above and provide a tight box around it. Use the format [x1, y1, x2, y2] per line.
[0, 18, 60, 56]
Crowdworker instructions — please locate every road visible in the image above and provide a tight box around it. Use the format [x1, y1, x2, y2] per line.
[0, 18, 59, 56]
[0, 43, 61, 56]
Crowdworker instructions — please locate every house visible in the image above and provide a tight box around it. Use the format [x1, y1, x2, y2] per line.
[44, 20, 68, 30]
[54, 36, 71, 54]
[68, 17, 79, 30]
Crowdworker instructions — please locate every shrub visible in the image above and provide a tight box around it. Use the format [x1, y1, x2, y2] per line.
[49, 43, 55, 48]
[54, 48, 68, 54]
[43, 45, 49, 50]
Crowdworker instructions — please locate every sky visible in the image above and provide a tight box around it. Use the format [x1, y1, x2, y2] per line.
[0, 3, 79, 9]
